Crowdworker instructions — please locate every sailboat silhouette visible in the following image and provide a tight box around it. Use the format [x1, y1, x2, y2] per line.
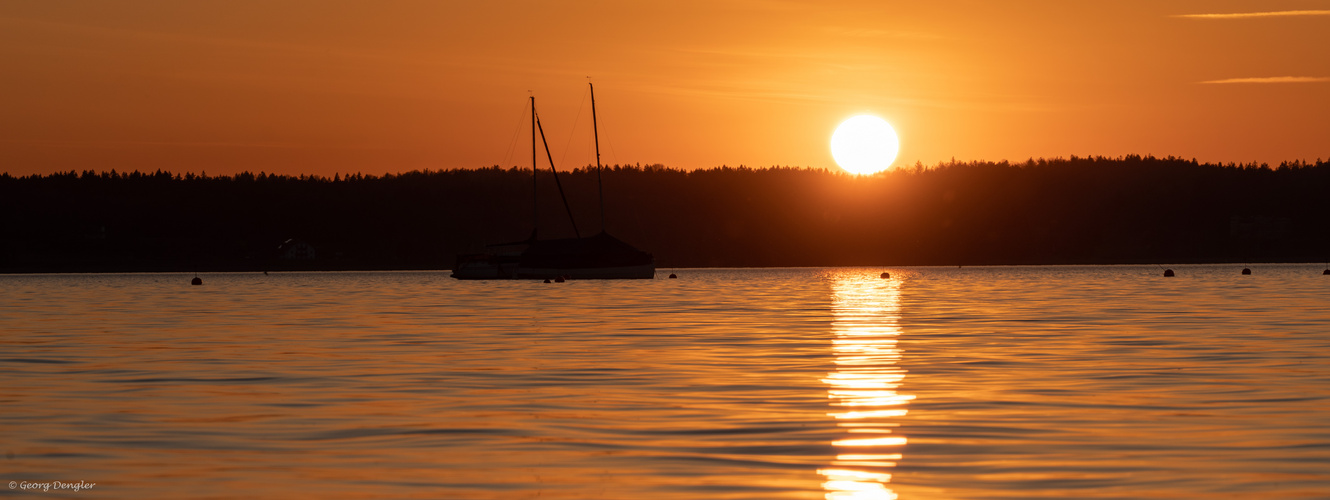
[451, 84, 655, 280]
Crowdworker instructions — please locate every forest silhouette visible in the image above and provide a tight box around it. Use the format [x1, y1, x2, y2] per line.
[3, 155, 1328, 272]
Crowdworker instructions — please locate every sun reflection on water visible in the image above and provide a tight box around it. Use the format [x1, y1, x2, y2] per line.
[820, 272, 909, 500]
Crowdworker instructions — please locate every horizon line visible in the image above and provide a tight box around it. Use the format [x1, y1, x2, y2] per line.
[7, 155, 1329, 179]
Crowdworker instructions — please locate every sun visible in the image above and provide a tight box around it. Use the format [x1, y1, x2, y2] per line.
[831, 115, 900, 175]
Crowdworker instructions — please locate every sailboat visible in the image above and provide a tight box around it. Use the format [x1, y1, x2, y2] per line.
[451, 84, 655, 280]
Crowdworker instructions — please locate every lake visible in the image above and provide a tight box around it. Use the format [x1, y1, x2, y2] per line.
[2, 266, 1328, 499]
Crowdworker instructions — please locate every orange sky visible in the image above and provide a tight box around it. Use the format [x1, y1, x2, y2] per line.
[1, 0, 1327, 177]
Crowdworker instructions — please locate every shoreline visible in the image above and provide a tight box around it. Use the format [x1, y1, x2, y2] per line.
[3, 261, 1326, 275]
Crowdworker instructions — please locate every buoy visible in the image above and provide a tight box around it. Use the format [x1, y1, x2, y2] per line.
[1323, 269, 1329, 275]
[668, 273, 677, 279]
[263, 271, 269, 276]
[1163, 269, 1175, 277]
[1241, 268, 1251, 275]
[880, 272, 890, 279]
[191, 276, 203, 285]
[555, 276, 566, 283]
[543, 279, 551, 283]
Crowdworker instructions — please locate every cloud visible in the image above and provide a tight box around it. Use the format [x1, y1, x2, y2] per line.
[1199, 76, 1330, 84]
[1175, 10, 1330, 19]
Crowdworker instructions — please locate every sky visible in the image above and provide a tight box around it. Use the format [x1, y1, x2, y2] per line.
[1, 0, 1327, 177]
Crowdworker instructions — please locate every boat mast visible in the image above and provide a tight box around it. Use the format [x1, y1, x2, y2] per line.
[589, 83, 605, 233]
[535, 110, 581, 238]
[531, 95, 537, 236]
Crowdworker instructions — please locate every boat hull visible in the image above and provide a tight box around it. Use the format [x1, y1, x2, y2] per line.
[451, 233, 655, 280]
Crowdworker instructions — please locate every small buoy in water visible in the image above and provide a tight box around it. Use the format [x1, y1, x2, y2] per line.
[543, 278, 552, 283]
[880, 272, 890, 279]
[1241, 268, 1251, 275]
[1323, 269, 1329, 275]
[263, 271, 269, 276]
[191, 276, 203, 285]
[668, 273, 677, 279]
[1163, 269, 1175, 277]
[555, 276, 566, 283]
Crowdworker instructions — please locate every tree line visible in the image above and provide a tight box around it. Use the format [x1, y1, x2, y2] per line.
[3, 155, 1328, 272]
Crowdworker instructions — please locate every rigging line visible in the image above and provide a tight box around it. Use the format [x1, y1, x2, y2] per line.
[501, 98, 529, 169]
[535, 110, 582, 238]
[558, 89, 590, 169]
[595, 100, 621, 167]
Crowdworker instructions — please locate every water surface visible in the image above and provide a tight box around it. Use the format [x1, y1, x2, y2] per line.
[2, 266, 1328, 498]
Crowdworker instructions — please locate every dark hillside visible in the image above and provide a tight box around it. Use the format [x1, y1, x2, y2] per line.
[2, 156, 1328, 272]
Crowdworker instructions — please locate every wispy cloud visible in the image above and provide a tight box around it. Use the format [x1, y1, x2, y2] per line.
[1199, 76, 1330, 84]
[1175, 10, 1330, 19]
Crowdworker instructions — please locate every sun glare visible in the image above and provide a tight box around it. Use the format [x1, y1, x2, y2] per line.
[831, 116, 900, 175]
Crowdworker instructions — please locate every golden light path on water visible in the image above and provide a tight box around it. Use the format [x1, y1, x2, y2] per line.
[821, 273, 912, 500]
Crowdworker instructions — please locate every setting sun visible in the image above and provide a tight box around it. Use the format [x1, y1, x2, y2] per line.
[831, 116, 900, 175]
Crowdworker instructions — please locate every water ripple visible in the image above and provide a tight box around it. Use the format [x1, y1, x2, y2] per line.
[0, 266, 1327, 498]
